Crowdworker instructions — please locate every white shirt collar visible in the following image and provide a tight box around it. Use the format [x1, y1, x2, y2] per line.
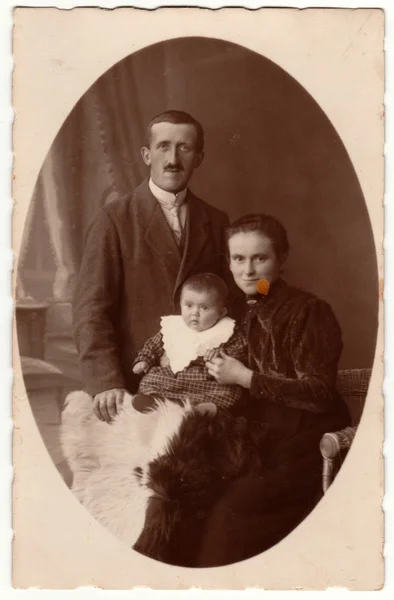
[149, 178, 187, 207]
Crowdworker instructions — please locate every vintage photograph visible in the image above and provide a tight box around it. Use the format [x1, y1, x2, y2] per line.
[12, 7, 384, 586]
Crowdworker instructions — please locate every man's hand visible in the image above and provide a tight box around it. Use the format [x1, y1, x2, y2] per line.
[93, 388, 129, 422]
[133, 361, 149, 375]
[206, 350, 253, 388]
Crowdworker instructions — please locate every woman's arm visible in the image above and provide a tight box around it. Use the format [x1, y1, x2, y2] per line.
[222, 325, 249, 364]
[250, 298, 343, 413]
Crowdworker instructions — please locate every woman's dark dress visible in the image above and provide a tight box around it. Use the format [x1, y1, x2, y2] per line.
[196, 278, 350, 567]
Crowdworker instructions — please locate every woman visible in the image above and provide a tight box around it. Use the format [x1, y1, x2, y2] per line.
[197, 213, 350, 567]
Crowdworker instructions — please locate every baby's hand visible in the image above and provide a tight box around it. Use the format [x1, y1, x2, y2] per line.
[133, 361, 149, 375]
[204, 348, 220, 362]
[160, 354, 171, 368]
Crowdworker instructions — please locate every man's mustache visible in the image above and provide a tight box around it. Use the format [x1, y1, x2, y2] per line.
[164, 164, 183, 172]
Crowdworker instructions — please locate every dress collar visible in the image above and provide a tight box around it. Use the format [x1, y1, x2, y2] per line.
[149, 178, 187, 208]
[246, 278, 287, 306]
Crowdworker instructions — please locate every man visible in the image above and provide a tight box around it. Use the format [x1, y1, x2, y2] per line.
[73, 110, 232, 423]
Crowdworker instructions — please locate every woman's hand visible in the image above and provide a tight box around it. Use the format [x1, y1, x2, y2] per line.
[203, 348, 220, 362]
[133, 361, 149, 375]
[206, 350, 253, 388]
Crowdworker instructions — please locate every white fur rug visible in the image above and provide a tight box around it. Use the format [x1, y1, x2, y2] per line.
[60, 391, 194, 547]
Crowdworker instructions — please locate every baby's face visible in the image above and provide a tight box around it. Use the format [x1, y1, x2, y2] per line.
[180, 288, 226, 332]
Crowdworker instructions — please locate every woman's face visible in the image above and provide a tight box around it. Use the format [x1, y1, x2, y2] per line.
[229, 231, 283, 295]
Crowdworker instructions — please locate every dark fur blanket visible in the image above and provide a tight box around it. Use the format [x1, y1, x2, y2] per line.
[134, 403, 269, 566]
[61, 392, 269, 567]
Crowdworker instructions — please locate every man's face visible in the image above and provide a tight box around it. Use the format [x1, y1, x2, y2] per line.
[141, 122, 203, 193]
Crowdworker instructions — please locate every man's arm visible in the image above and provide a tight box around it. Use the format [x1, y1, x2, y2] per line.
[73, 209, 126, 397]
[217, 211, 244, 318]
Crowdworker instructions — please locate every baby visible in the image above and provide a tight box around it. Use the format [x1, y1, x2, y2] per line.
[132, 273, 247, 412]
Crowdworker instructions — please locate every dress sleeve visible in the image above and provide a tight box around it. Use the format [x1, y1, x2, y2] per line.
[250, 298, 343, 413]
[133, 332, 164, 369]
[222, 325, 248, 364]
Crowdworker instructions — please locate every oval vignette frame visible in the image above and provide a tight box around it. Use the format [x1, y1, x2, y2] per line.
[15, 36, 379, 566]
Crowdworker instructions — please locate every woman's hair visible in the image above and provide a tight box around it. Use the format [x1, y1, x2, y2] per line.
[227, 213, 289, 260]
[145, 110, 204, 153]
[181, 273, 228, 307]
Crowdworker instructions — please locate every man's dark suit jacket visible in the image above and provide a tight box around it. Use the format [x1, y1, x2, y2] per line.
[73, 178, 232, 397]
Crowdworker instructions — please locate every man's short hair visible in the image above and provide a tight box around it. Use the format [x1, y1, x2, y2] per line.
[227, 213, 290, 260]
[181, 273, 228, 307]
[145, 110, 204, 153]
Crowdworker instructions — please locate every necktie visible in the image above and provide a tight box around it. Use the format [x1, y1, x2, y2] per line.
[168, 201, 183, 245]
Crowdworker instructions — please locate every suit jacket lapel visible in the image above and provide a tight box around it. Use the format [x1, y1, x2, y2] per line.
[176, 191, 210, 287]
[135, 179, 181, 275]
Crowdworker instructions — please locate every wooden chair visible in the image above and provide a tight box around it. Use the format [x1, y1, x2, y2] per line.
[320, 368, 372, 493]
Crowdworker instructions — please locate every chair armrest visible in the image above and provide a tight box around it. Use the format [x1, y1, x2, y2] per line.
[320, 426, 357, 459]
[320, 426, 357, 493]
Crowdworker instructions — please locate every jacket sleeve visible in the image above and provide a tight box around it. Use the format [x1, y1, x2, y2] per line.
[217, 210, 245, 319]
[133, 332, 164, 369]
[250, 298, 343, 413]
[72, 209, 126, 396]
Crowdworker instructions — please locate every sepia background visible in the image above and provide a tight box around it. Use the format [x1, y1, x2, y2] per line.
[17, 37, 378, 354]
[13, 9, 384, 589]
[15, 35, 379, 492]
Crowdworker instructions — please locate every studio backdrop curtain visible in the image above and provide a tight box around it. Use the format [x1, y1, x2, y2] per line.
[17, 55, 154, 302]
